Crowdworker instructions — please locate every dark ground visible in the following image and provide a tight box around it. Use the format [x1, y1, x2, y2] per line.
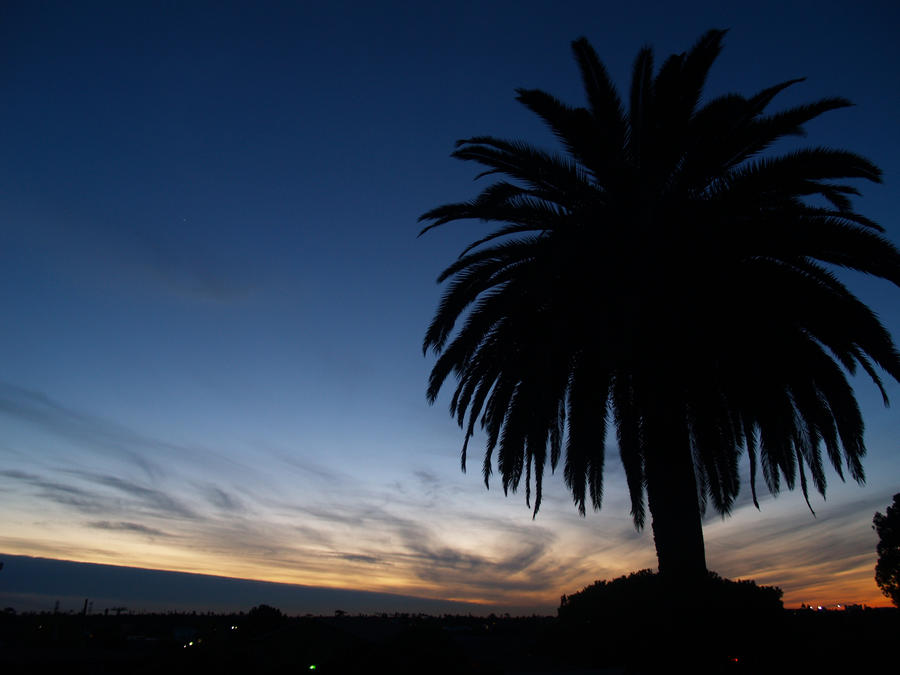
[0, 606, 895, 674]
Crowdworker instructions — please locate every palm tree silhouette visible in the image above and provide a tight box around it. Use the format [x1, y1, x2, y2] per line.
[421, 30, 900, 580]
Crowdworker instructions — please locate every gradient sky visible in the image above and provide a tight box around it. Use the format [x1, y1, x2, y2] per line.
[1, 0, 898, 613]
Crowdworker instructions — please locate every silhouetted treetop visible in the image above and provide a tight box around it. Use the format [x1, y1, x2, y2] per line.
[874, 493, 900, 607]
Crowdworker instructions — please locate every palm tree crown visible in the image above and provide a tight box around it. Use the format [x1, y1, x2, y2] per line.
[420, 30, 900, 578]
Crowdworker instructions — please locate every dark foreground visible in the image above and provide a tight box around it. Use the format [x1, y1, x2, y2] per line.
[0, 606, 896, 674]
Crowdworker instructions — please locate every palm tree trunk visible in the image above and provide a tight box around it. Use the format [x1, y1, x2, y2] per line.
[643, 407, 707, 581]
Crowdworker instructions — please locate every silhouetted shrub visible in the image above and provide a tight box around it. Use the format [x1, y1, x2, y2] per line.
[243, 604, 285, 635]
[560, 569, 782, 620]
[558, 569, 783, 671]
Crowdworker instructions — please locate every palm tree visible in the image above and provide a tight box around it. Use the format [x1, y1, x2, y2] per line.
[420, 30, 900, 581]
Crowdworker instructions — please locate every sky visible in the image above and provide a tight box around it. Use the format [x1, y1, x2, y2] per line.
[1, 0, 898, 614]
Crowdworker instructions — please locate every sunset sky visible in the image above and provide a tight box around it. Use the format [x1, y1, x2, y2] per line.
[1, 0, 898, 613]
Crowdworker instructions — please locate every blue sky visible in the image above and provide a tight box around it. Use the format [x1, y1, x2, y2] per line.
[1, 0, 898, 612]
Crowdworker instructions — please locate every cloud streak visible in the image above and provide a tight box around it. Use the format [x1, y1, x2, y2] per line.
[200, 484, 246, 512]
[0, 383, 171, 479]
[64, 471, 198, 519]
[0, 469, 109, 514]
[86, 521, 171, 537]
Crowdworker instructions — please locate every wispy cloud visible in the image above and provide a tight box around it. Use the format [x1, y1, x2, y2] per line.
[63, 470, 197, 519]
[0, 382, 264, 492]
[0, 467, 197, 525]
[270, 451, 347, 485]
[86, 521, 171, 537]
[276, 494, 582, 601]
[338, 553, 383, 565]
[0, 383, 170, 479]
[0, 469, 109, 514]
[198, 484, 246, 513]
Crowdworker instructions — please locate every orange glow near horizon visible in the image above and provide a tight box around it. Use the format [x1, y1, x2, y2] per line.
[778, 570, 892, 609]
[1, 440, 894, 615]
[2, 536, 892, 613]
